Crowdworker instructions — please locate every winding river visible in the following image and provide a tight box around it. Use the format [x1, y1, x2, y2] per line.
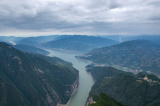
[47, 49, 94, 106]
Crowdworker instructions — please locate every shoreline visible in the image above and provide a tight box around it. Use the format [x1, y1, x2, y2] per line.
[86, 71, 95, 83]
[44, 48, 88, 54]
[75, 56, 94, 64]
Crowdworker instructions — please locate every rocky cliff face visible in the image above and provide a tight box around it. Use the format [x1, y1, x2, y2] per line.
[70, 77, 79, 95]
[57, 77, 79, 106]
[85, 97, 95, 106]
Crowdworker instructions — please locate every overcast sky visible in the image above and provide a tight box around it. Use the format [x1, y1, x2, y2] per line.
[0, 0, 160, 36]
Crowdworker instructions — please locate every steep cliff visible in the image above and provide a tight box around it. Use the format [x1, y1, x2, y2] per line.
[57, 77, 79, 106]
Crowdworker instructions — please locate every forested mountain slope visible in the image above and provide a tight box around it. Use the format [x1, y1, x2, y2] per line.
[79, 40, 160, 75]
[0, 42, 78, 106]
[86, 66, 160, 106]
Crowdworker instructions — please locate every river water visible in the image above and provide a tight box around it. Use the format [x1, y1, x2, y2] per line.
[47, 49, 94, 106]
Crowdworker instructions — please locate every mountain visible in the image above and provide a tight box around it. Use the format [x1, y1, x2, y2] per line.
[17, 35, 59, 46]
[0, 42, 79, 106]
[86, 66, 160, 106]
[0, 36, 24, 45]
[120, 35, 160, 45]
[42, 35, 118, 52]
[78, 40, 160, 75]
[100, 35, 160, 44]
[13, 44, 49, 55]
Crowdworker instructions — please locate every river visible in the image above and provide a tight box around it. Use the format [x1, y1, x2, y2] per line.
[47, 49, 94, 106]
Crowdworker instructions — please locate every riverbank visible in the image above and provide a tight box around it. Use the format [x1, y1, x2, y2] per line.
[57, 79, 79, 106]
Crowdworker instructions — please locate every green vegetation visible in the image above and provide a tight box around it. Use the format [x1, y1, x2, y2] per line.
[86, 65, 124, 81]
[79, 40, 160, 75]
[0, 42, 78, 106]
[91, 93, 124, 106]
[87, 66, 160, 106]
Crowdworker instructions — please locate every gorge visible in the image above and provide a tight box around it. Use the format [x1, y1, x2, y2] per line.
[46, 49, 94, 106]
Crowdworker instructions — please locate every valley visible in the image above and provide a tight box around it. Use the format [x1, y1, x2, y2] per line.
[1, 35, 160, 106]
[1, 0, 160, 105]
[45, 49, 94, 106]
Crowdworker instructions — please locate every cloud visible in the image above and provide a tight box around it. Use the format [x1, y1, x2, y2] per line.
[0, 0, 160, 36]
[108, 0, 121, 9]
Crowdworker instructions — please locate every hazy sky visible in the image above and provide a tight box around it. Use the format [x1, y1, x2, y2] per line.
[0, 0, 160, 36]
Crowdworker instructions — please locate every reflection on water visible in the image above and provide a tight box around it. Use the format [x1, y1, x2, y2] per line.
[47, 49, 94, 106]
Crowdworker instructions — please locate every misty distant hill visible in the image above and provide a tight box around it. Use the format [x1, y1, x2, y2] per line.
[129, 35, 160, 45]
[78, 40, 160, 75]
[0, 35, 59, 46]
[17, 35, 59, 46]
[42, 35, 118, 52]
[0, 36, 24, 44]
[101, 35, 160, 45]
[13, 44, 49, 55]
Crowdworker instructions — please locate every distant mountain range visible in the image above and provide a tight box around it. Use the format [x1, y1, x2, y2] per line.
[99, 35, 160, 44]
[86, 66, 160, 106]
[0, 36, 24, 44]
[0, 42, 78, 106]
[42, 35, 119, 52]
[78, 40, 160, 75]
[16, 35, 59, 46]
[0, 35, 59, 47]
[121, 35, 160, 45]
[1, 35, 160, 47]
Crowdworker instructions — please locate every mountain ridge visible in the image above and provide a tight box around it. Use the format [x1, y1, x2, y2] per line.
[78, 40, 160, 75]
[42, 35, 119, 52]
